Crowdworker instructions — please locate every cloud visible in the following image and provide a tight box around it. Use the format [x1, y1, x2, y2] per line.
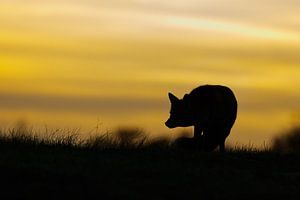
[164, 16, 300, 41]
[1, 0, 299, 42]
[237, 87, 300, 112]
[0, 93, 166, 114]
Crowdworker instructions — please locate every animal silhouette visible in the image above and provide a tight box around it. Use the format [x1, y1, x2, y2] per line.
[165, 85, 237, 152]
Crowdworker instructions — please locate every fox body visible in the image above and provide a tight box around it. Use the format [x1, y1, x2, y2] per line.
[165, 85, 237, 152]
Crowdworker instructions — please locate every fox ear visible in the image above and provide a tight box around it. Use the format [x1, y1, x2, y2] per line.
[168, 92, 179, 103]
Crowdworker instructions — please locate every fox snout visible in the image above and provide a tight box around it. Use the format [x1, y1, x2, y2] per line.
[165, 119, 176, 128]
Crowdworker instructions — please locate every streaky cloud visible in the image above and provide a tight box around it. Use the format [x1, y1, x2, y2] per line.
[164, 16, 300, 42]
[0, 93, 166, 114]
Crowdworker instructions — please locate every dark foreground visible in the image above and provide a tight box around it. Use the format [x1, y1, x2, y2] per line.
[0, 134, 300, 199]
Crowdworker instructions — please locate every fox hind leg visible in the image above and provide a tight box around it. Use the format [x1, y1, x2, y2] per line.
[219, 137, 226, 152]
[202, 127, 229, 152]
[219, 127, 232, 152]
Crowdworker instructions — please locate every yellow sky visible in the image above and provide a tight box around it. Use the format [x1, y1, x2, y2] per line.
[1, 0, 300, 146]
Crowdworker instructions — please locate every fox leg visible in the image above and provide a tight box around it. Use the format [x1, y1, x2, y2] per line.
[194, 125, 203, 139]
[202, 127, 222, 152]
[194, 125, 204, 150]
[219, 138, 225, 152]
[219, 128, 232, 152]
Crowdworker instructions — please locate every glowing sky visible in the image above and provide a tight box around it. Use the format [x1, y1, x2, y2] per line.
[1, 0, 300, 145]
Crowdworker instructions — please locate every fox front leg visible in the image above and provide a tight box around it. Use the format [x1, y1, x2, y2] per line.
[194, 125, 203, 139]
[194, 125, 204, 150]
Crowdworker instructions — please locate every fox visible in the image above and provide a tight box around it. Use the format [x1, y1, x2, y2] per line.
[165, 85, 238, 152]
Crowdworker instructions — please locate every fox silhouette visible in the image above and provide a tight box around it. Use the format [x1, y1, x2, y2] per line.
[165, 85, 237, 152]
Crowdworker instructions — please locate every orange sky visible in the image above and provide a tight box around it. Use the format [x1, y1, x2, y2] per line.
[1, 0, 300, 146]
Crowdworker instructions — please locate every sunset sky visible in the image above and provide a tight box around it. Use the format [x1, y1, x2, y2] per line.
[1, 0, 300, 145]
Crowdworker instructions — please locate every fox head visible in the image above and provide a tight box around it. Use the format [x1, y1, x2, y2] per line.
[165, 92, 194, 128]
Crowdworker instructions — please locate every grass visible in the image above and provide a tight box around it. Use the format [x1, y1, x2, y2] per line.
[0, 127, 300, 199]
[272, 126, 300, 153]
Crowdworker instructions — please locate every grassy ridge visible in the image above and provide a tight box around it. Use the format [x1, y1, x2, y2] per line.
[0, 128, 300, 199]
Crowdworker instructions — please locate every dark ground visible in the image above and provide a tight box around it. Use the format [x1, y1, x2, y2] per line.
[1, 140, 300, 200]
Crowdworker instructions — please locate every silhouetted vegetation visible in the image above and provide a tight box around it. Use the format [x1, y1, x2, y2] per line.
[0, 127, 300, 199]
[272, 126, 300, 153]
